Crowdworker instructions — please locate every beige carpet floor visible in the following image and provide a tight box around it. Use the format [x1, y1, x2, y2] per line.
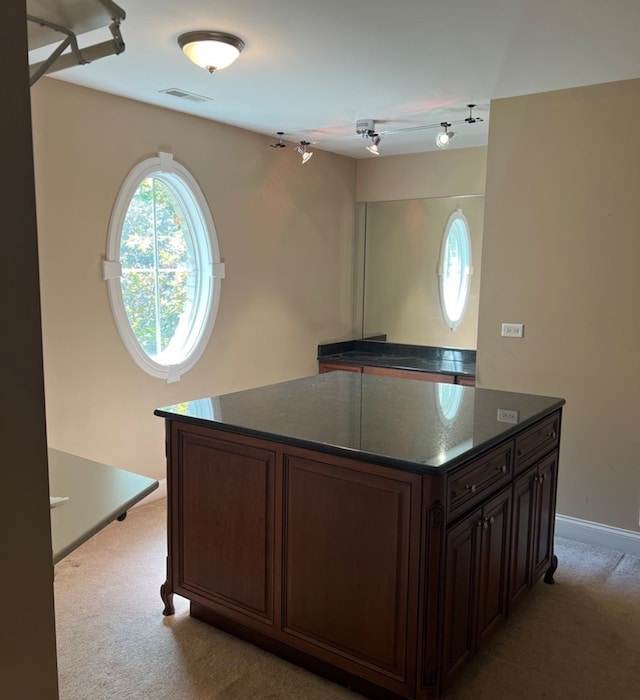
[53, 499, 640, 699]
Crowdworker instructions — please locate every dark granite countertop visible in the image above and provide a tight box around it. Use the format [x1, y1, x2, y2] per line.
[155, 372, 564, 475]
[318, 339, 476, 377]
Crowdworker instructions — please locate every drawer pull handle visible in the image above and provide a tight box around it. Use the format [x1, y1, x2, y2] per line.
[497, 464, 507, 474]
[547, 431, 557, 439]
[466, 484, 477, 494]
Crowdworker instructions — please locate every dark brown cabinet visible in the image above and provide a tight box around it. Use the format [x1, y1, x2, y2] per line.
[281, 454, 422, 694]
[167, 429, 277, 629]
[318, 361, 363, 374]
[442, 487, 511, 680]
[160, 406, 562, 700]
[510, 451, 559, 609]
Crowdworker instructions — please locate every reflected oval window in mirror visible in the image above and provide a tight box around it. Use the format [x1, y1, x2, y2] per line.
[436, 383, 465, 423]
[438, 209, 472, 329]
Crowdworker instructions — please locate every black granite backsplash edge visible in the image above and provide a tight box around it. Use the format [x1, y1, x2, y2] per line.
[317, 339, 476, 374]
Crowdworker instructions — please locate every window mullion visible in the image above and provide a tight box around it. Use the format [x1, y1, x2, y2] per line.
[152, 178, 162, 356]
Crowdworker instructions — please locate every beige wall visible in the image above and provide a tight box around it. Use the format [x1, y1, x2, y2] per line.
[479, 79, 640, 532]
[356, 146, 487, 202]
[31, 79, 356, 481]
[2, 4, 59, 698]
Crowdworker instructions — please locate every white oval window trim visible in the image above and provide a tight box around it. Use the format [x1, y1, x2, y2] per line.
[104, 152, 224, 383]
[438, 208, 473, 330]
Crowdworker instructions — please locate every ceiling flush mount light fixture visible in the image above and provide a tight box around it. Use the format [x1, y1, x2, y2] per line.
[178, 31, 245, 73]
[436, 122, 455, 149]
[295, 141, 314, 163]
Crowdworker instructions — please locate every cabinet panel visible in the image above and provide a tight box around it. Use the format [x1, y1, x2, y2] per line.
[443, 487, 511, 681]
[455, 375, 476, 387]
[514, 412, 560, 474]
[442, 509, 479, 680]
[509, 450, 559, 610]
[531, 452, 558, 580]
[509, 469, 536, 607]
[282, 454, 420, 687]
[476, 489, 511, 646]
[446, 444, 512, 522]
[175, 430, 276, 625]
[318, 361, 362, 374]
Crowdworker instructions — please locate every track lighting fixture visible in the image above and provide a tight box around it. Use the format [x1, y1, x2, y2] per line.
[270, 132, 286, 148]
[267, 105, 485, 160]
[295, 141, 314, 163]
[436, 122, 455, 149]
[356, 120, 383, 155]
[178, 31, 244, 73]
[365, 134, 381, 155]
[464, 104, 483, 124]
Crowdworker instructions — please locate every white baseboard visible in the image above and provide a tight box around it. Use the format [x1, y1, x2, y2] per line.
[555, 514, 640, 556]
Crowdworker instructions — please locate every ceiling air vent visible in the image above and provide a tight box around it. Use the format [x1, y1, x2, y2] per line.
[160, 88, 212, 103]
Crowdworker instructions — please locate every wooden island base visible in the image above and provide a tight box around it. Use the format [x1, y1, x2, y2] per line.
[156, 374, 563, 699]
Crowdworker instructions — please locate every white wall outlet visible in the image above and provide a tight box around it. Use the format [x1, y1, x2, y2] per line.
[501, 323, 524, 338]
[497, 408, 519, 424]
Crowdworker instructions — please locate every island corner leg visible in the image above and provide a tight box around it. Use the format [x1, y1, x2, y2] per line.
[160, 556, 175, 615]
[160, 580, 175, 615]
[543, 553, 558, 584]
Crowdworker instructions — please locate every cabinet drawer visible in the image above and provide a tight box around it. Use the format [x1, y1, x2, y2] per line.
[446, 444, 513, 522]
[514, 412, 560, 474]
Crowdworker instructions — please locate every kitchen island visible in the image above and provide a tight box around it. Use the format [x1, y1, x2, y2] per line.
[155, 372, 564, 699]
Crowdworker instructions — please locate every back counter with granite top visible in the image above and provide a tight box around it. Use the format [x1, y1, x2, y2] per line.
[318, 339, 476, 385]
[156, 372, 564, 700]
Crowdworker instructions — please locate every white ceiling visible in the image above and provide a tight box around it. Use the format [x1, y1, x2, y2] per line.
[28, 0, 640, 159]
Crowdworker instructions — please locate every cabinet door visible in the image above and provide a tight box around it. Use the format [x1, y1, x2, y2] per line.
[442, 507, 481, 680]
[282, 453, 421, 694]
[509, 450, 559, 609]
[443, 488, 511, 680]
[476, 489, 511, 647]
[509, 466, 536, 608]
[531, 451, 558, 581]
[172, 428, 276, 627]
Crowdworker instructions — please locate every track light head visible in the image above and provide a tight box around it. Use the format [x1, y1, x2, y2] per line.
[295, 141, 314, 163]
[436, 122, 455, 149]
[365, 134, 381, 155]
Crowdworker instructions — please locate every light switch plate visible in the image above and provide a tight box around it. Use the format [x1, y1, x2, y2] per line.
[501, 323, 524, 338]
[497, 408, 519, 423]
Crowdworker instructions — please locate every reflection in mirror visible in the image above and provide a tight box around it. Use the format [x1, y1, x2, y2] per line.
[436, 383, 465, 423]
[354, 195, 483, 349]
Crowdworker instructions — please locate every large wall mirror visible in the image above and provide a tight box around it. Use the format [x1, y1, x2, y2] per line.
[354, 195, 484, 349]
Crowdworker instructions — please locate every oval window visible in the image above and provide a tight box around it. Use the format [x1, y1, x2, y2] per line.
[105, 153, 223, 382]
[438, 209, 472, 329]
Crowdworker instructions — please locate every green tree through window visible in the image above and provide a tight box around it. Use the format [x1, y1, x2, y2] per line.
[120, 177, 194, 360]
[105, 153, 222, 382]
